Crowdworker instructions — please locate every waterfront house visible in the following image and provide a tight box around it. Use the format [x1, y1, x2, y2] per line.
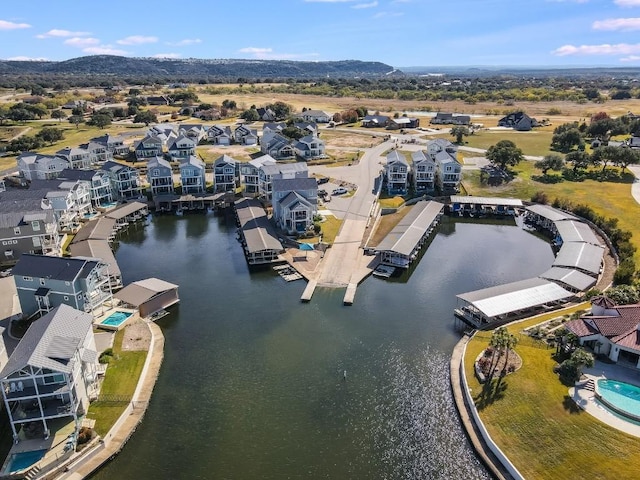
[147, 156, 174, 197]
[0, 189, 60, 265]
[13, 254, 113, 319]
[207, 125, 233, 145]
[55, 146, 92, 170]
[100, 161, 143, 201]
[167, 134, 197, 160]
[385, 151, 409, 195]
[297, 109, 331, 123]
[411, 150, 436, 193]
[426, 139, 461, 194]
[26, 180, 92, 233]
[180, 155, 206, 195]
[294, 135, 326, 160]
[259, 161, 308, 200]
[233, 125, 258, 145]
[566, 299, 640, 369]
[240, 155, 277, 196]
[213, 155, 239, 193]
[134, 134, 163, 160]
[90, 133, 130, 157]
[17, 153, 69, 182]
[0, 304, 99, 444]
[58, 169, 114, 208]
[272, 177, 318, 234]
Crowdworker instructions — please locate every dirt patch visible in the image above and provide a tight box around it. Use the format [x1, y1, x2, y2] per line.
[197, 144, 259, 162]
[121, 321, 151, 352]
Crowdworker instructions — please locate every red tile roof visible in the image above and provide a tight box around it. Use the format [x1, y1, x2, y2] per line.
[565, 318, 599, 337]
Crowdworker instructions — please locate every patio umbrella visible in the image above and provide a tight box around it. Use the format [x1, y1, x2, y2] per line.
[299, 242, 314, 258]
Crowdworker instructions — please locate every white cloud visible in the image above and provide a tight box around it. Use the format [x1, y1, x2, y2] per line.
[0, 20, 31, 30]
[552, 43, 640, 56]
[353, 1, 378, 8]
[116, 35, 158, 45]
[83, 45, 128, 56]
[64, 37, 100, 47]
[620, 55, 640, 61]
[36, 29, 89, 38]
[615, 0, 640, 6]
[166, 38, 202, 46]
[152, 53, 181, 59]
[593, 18, 640, 30]
[6, 56, 47, 61]
[372, 11, 404, 18]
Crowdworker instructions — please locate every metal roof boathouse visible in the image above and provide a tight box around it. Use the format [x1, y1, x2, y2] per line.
[234, 198, 284, 265]
[374, 200, 444, 268]
[449, 196, 523, 216]
[455, 278, 574, 328]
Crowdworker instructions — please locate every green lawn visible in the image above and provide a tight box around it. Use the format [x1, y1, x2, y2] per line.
[464, 305, 640, 479]
[319, 215, 342, 244]
[463, 129, 555, 157]
[86, 327, 147, 436]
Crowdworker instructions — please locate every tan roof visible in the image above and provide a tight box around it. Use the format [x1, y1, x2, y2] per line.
[105, 201, 147, 220]
[72, 217, 116, 243]
[114, 277, 178, 306]
[68, 239, 120, 276]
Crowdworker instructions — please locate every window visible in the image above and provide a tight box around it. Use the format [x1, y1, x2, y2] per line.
[43, 373, 65, 385]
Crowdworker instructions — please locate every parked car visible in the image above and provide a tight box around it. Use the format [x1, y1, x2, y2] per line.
[318, 189, 327, 197]
[332, 187, 347, 195]
[317, 177, 329, 185]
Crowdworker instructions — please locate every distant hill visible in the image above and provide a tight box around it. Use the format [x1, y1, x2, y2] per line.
[0, 55, 396, 79]
[400, 65, 640, 78]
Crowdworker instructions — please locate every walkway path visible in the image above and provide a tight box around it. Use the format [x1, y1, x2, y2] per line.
[627, 165, 640, 205]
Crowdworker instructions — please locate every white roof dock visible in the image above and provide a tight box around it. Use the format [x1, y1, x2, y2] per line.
[526, 204, 578, 222]
[554, 220, 601, 245]
[375, 200, 443, 256]
[553, 242, 605, 276]
[539, 267, 597, 292]
[450, 196, 523, 207]
[457, 277, 573, 320]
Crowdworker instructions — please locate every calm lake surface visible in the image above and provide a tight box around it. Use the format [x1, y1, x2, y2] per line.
[92, 213, 554, 480]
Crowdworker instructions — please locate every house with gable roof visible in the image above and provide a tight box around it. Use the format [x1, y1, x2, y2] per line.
[234, 124, 258, 145]
[207, 125, 233, 145]
[261, 133, 295, 160]
[58, 169, 114, 208]
[566, 297, 640, 368]
[426, 139, 462, 194]
[256, 107, 276, 122]
[55, 146, 92, 170]
[297, 109, 331, 123]
[13, 253, 112, 319]
[179, 124, 206, 143]
[100, 161, 143, 200]
[498, 111, 538, 131]
[91, 133, 130, 157]
[213, 155, 239, 193]
[411, 150, 436, 193]
[240, 155, 277, 196]
[17, 153, 69, 182]
[362, 115, 390, 128]
[147, 156, 174, 197]
[294, 135, 326, 160]
[259, 162, 308, 200]
[0, 304, 100, 444]
[134, 134, 163, 160]
[167, 134, 197, 160]
[385, 150, 409, 195]
[272, 177, 318, 234]
[180, 155, 206, 195]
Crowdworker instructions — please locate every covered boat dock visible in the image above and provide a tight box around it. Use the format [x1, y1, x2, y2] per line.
[455, 277, 574, 328]
[235, 198, 284, 265]
[449, 196, 523, 216]
[374, 200, 444, 268]
[553, 219, 601, 246]
[539, 267, 597, 293]
[553, 242, 604, 277]
[154, 192, 234, 213]
[105, 201, 148, 230]
[114, 277, 179, 318]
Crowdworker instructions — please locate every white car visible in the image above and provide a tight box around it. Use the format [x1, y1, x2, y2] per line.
[332, 187, 348, 195]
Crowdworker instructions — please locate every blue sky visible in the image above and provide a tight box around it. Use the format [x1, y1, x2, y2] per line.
[1, 0, 639, 67]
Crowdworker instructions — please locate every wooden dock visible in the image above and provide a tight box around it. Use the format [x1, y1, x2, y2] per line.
[343, 283, 357, 305]
[300, 280, 317, 302]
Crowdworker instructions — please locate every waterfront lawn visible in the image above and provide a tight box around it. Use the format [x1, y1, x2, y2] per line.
[463, 160, 640, 264]
[464, 305, 640, 480]
[87, 328, 147, 437]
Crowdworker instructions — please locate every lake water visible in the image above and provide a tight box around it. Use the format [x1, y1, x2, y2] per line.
[92, 213, 554, 479]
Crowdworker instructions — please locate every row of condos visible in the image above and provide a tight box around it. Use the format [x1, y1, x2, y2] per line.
[384, 139, 462, 195]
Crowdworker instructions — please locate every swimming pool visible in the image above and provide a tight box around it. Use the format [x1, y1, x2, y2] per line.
[7, 449, 46, 473]
[597, 379, 640, 421]
[100, 310, 133, 327]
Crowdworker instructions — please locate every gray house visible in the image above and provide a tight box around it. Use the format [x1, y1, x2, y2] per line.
[147, 156, 174, 197]
[100, 161, 143, 201]
[17, 153, 69, 182]
[58, 169, 114, 208]
[213, 155, 239, 193]
[411, 150, 436, 193]
[0, 304, 99, 443]
[385, 150, 409, 195]
[272, 177, 318, 234]
[180, 155, 206, 195]
[12, 254, 113, 319]
[134, 134, 163, 160]
[240, 155, 276, 196]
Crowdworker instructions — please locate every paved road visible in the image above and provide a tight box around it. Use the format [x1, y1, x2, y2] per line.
[310, 141, 390, 287]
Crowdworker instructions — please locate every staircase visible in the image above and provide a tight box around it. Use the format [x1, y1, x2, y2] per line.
[583, 379, 595, 392]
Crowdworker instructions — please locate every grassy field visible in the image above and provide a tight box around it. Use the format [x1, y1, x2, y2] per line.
[86, 327, 147, 436]
[463, 129, 556, 157]
[318, 215, 342, 244]
[464, 304, 640, 479]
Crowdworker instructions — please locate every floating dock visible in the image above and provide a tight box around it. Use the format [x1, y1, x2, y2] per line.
[273, 264, 303, 282]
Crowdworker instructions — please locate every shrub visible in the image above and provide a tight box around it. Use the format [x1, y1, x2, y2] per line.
[99, 348, 113, 364]
[77, 427, 93, 445]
